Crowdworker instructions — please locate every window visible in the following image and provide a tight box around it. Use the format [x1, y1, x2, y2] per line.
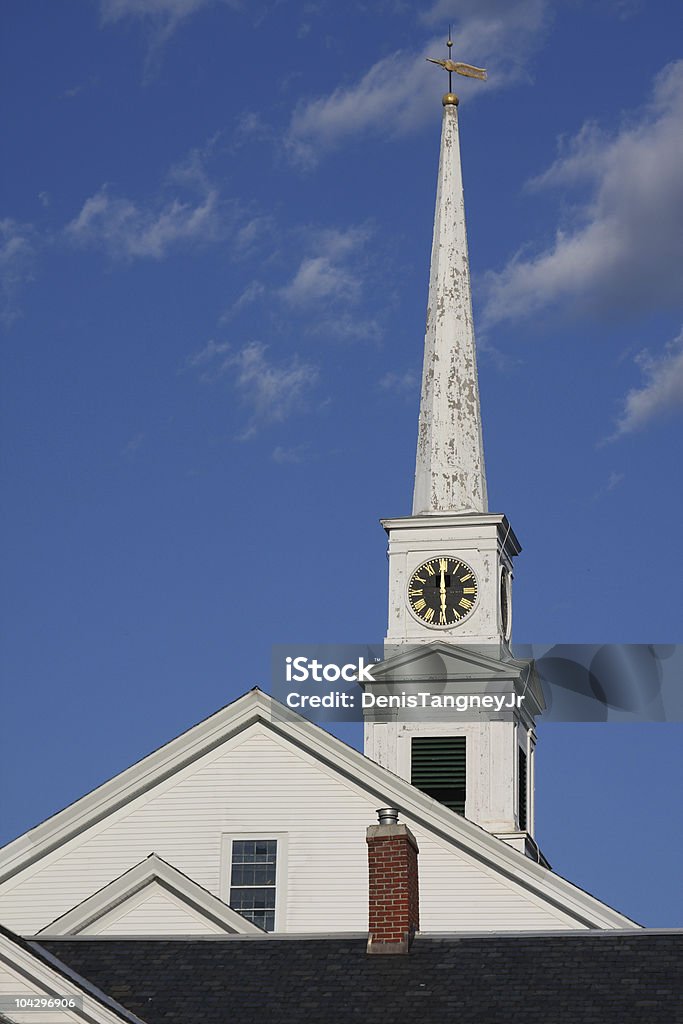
[518, 747, 528, 832]
[411, 736, 466, 814]
[230, 839, 277, 931]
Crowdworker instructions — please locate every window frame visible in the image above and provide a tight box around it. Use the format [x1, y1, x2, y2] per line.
[220, 832, 288, 932]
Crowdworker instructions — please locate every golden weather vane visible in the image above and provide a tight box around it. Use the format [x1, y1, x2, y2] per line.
[426, 28, 487, 96]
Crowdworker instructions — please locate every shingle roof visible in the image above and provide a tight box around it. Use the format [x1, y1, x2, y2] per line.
[38, 932, 683, 1024]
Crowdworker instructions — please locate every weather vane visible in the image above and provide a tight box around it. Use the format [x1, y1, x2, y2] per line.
[426, 27, 487, 98]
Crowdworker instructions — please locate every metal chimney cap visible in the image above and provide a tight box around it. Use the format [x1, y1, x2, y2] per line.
[376, 807, 400, 826]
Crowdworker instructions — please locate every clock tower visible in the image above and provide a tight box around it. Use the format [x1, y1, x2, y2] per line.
[364, 79, 546, 862]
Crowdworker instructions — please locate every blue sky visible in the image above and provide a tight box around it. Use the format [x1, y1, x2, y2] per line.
[1, 0, 682, 927]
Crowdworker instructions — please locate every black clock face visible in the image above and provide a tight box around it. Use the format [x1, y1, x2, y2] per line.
[407, 557, 478, 627]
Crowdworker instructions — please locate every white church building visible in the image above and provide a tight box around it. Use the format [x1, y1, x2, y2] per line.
[3, 63, 673, 1024]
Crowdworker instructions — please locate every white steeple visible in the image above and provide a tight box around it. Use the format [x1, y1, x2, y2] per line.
[368, 73, 546, 864]
[413, 95, 488, 515]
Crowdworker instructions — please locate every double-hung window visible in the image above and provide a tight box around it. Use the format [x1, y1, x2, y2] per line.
[229, 839, 277, 931]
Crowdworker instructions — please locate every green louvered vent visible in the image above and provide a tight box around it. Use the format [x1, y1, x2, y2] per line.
[518, 747, 528, 832]
[411, 736, 466, 815]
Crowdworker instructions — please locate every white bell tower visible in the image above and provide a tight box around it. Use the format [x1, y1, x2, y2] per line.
[364, 74, 546, 863]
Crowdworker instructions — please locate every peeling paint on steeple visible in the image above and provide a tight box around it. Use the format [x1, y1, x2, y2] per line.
[412, 102, 488, 515]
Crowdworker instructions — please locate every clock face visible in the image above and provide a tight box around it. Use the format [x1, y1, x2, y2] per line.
[407, 556, 478, 627]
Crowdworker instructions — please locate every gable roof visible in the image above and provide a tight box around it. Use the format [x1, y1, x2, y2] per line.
[0, 688, 636, 930]
[36, 932, 683, 1024]
[0, 924, 147, 1024]
[35, 854, 264, 937]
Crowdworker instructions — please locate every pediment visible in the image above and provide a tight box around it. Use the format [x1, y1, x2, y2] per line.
[373, 641, 531, 682]
[36, 854, 263, 937]
[368, 642, 546, 713]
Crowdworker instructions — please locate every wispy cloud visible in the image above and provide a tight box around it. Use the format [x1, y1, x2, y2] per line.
[189, 339, 319, 437]
[99, 0, 238, 38]
[220, 224, 382, 341]
[482, 61, 683, 327]
[233, 216, 273, 257]
[379, 369, 419, 396]
[65, 141, 232, 260]
[279, 226, 371, 307]
[65, 184, 225, 260]
[280, 255, 360, 306]
[311, 315, 383, 344]
[286, 0, 549, 166]
[220, 280, 266, 323]
[0, 218, 36, 327]
[187, 338, 231, 379]
[610, 327, 683, 439]
[591, 470, 625, 501]
[272, 443, 311, 464]
[99, 0, 241, 77]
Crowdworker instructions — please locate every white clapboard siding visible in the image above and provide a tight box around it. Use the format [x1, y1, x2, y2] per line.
[0, 723, 579, 934]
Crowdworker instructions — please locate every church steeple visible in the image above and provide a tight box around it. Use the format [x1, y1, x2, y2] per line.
[413, 92, 488, 515]
[366, 65, 546, 863]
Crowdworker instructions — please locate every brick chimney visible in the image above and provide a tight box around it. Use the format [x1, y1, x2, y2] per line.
[366, 807, 420, 955]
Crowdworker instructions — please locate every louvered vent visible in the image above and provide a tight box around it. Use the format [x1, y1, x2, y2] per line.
[518, 747, 528, 832]
[411, 736, 466, 815]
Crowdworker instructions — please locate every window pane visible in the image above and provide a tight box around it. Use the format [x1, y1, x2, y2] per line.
[230, 886, 276, 911]
[231, 863, 277, 886]
[232, 840, 277, 865]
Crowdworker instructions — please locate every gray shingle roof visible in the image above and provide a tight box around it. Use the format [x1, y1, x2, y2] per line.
[37, 932, 683, 1024]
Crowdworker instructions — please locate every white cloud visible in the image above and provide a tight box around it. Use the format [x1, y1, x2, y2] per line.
[279, 226, 371, 307]
[235, 111, 275, 146]
[272, 444, 310, 464]
[234, 216, 273, 257]
[483, 61, 683, 326]
[0, 218, 36, 327]
[591, 470, 625, 501]
[379, 370, 419, 395]
[220, 280, 266, 323]
[187, 338, 231, 376]
[281, 255, 360, 306]
[286, 0, 549, 165]
[189, 339, 319, 436]
[66, 184, 224, 260]
[221, 226, 381, 340]
[311, 315, 383, 344]
[611, 327, 683, 438]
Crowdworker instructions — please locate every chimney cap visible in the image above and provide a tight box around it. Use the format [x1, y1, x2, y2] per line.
[376, 807, 400, 826]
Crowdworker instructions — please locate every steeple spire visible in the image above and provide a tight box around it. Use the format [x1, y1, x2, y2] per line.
[413, 66, 488, 515]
